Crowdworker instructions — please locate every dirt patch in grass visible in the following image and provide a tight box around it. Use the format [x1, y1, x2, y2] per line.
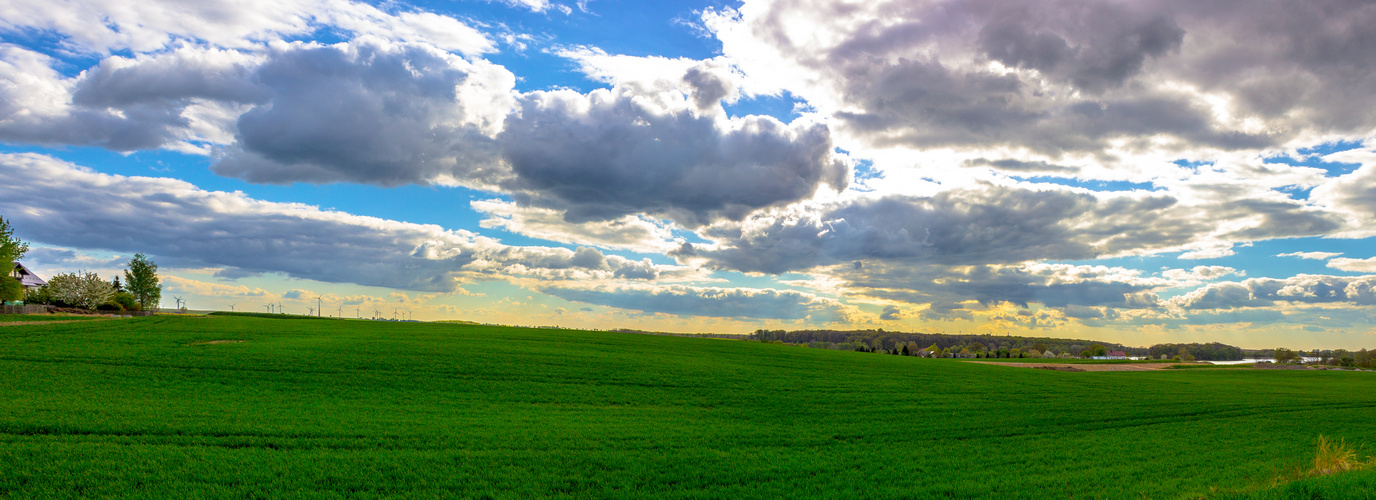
[967, 361, 1176, 371]
[0, 318, 122, 327]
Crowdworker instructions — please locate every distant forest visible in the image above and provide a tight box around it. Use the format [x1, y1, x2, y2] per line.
[750, 329, 1245, 361]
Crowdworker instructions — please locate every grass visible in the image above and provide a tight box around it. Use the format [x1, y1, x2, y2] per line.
[1, 315, 1375, 498]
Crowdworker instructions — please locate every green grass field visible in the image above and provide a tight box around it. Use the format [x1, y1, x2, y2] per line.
[0, 314, 107, 323]
[2, 316, 1374, 499]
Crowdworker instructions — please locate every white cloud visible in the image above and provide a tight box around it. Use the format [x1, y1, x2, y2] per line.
[0, 0, 493, 56]
[1170, 274, 1376, 310]
[1162, 266, 1239, 282]
[1277, 251, 1343, 260]
[1328, 257, 1376, 273]
[472, 199, 677, 252]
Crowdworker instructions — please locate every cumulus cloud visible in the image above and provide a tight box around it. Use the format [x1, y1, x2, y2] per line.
[1172, 274, 1376, 310]
[0, 45, 200, 150]
[539, 283, 852, 322]
[1161, 266, 1239, 283]
[212, 38, 515, 186]
[498, 84, 847, 225]
[3, 31, 847, 232]
[1328, 257, 1376, 273]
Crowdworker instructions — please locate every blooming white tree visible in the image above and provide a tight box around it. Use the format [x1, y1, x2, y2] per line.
[47, 271, 115, 310]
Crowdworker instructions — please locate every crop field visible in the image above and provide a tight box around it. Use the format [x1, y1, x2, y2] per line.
[1, 315, 1374, 499]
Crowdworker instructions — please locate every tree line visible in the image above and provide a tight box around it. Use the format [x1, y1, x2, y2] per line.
[1145, 343, 1243, 361]
[751, 329, 1246, 360]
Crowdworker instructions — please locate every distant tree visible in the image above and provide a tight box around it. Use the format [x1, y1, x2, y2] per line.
[1032, 343, 1048, 353]
[123, 253, 161, 310]
[1274, 347, 1299, 364]
[111, 276, 123, 292]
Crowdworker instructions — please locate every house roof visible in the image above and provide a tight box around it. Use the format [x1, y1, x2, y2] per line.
[1107, 350, 1128, 357]
[12, 263, 46, 288]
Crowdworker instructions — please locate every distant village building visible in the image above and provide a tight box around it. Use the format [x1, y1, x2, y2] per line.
[11, 263, 46, 289]
[1093, 351, 1130, 360]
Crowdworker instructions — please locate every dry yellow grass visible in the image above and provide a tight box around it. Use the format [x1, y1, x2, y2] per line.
[1313, 435, 1362, 475]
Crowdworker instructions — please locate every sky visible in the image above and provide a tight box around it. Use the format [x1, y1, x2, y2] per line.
[2, 0, 1376, 349]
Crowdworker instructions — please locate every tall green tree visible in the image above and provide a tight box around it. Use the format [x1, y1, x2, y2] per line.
[0, 216, 29, 302]
[123, 253, 161, 310]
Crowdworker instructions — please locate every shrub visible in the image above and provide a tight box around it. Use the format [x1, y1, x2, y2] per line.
[23, 284, 57, 305]
[111, 291, 140, 311]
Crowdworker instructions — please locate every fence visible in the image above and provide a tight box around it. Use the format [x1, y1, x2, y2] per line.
[1, 305, 48, 315]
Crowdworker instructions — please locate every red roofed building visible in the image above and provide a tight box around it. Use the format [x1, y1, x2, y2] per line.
[1106, 351, 1128, 359]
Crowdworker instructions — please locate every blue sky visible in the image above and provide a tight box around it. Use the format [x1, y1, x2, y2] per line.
[2, 0, 1376, 349]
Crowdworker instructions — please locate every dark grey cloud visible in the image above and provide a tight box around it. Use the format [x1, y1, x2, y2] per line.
[70, 48, 269, 107]
[0, 153, 665, 292]
[976, 2, 1184, 92]
[963, 158, 1078, 174]
[879, 304, 902, 320]
[539, 284, 850, 321]
[498, 88, 847, 225]
[712, 0, 1376, 155]
[698, 185, 1341, 274]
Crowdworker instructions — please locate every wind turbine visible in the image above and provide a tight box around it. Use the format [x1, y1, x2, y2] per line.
[317, 296, 323, 317]
[356, 307, 361, 319]
[173, 296, 185, 311]
[278, 302, 284, 314]
[393, 309, 398, 320]
[307, 306, 315, 316]
[336, 305, 343, 318]
[229, 304, 236, 312]
[373, 308, 381, 319]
